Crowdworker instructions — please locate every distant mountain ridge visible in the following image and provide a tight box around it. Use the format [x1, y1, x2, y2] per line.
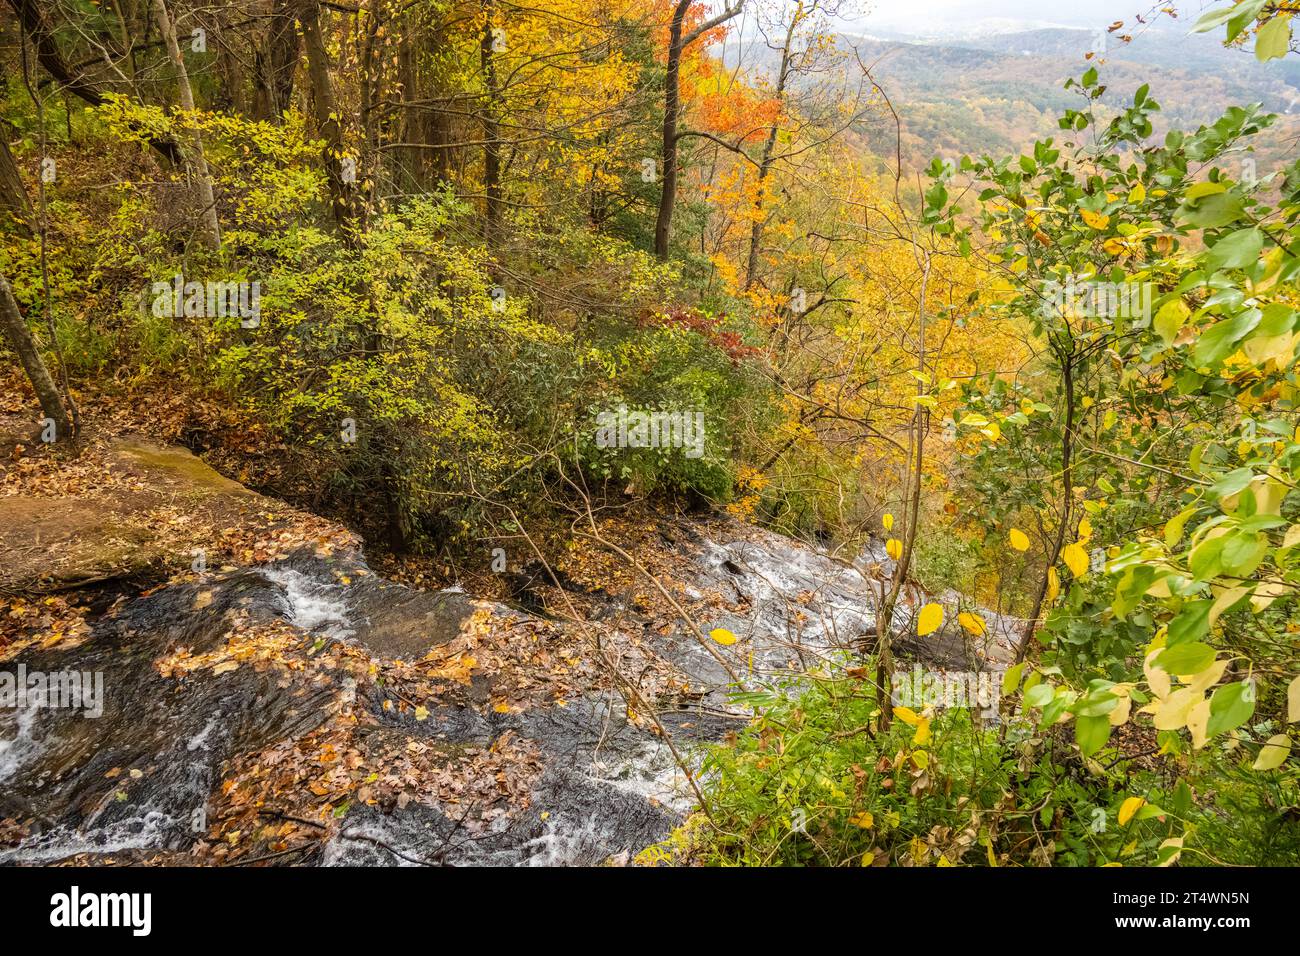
[729, 24, 1300, 172]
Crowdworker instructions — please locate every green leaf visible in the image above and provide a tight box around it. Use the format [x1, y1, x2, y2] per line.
[1219, 529, 1267, 577]
[1025, 683, 1055, 708]
[1205, 227, 1263, 270]
[1207, 681, 1256, 736]
[1190, 533, 1226, 579]
[1178, 191, 1245, 229]
[1155, 642, 1216, 676]
[1002, 662, 1026, 696]
[1165, 505, 1199, 548]
[1076, 714, 1112, 757]
[1192, 1, 1257, 33]
[1194, 311, 1262, 366]
[1227, 0, 1271, 40]
[1210, 467, 1256, 499]
[1256, 15, 1292, 61]
[1167, 600, 1211, 646]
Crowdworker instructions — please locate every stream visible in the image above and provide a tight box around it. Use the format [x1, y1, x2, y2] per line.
[1, 510, 1017, 866]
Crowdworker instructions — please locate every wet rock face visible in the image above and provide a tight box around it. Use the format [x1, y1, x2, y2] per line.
[1, 436, 282, 592]
[1, 550, 693, 866]
[0, 568, 342, 863]
[1, 459, 1018, 866]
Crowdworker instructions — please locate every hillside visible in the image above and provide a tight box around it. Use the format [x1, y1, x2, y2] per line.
[743, 24, 1300, 170]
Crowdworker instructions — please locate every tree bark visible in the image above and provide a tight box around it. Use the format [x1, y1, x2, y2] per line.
[254, 0, 301, 123]
[300, 0, 358, 240]
[479, 0, 502, 249]
[151, 0, 222, 249]
[744, 13, 798, 289]
[875, 254, 931, 730]
[1013, 345, 1078, 663]
[654, 1, 742, 260]
[0, 271, 70, 441]
[0, 136, 33, 235]
[653, 0, 691, 261]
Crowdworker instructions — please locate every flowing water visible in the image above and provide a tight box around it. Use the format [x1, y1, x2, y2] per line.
[1, 513, 1014, 866]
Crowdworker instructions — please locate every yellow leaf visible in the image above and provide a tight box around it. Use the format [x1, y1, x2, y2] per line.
[882, 512, 894, 531]
[1153, 687, 1197, 731]
[1188, 697, 1211, 749]
[957, 612, 986, 637]
[1209, 586, 1249, 625]
[848, 811, 874, 829]
[1077, 517, 1092, 539]
[1144, 650, 1171, 701]
[913, 717, 932, 746]
[1158, 837, 1183, 867]
[1008, 528, 1030, 551]
[1047, 567, 1060, 602]
[1128, 183, 1146, 203]
[1081, 208, 1110, 229]
[1062, 541, 1089, 578]
[1186, 658, 1229, 694]
[1289, 675, 1300, 723]
[892, 706, 921, 726]
[935, 855, 954, 867]
[916, 603, 944, 636]
[1253, 734, 1292, 771]
[1118, 796, 1145, 826]
[709, 627, 737, 646]
[886, 538, 902, 561]
[414, 705, 429, 721]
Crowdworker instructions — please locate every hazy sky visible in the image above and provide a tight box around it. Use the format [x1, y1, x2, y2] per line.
[836, 0, 1212, 35]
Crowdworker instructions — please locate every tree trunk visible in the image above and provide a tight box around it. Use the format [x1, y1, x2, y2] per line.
[0, 271, 70, 441]
[1014, 346, 1078, 663]
[300, 0, 357, 240]
[744, 15, 797, 289]
[653, 0, 691, 260]
[151, 0, 221, 249]
[479, 1, 502, 249]
[0, 136, 33, 235]
[253, 0, 301, 123]
[875, 254, 930, 729]
[359, 0, 382, 219]
[654, 1, 742, 260]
